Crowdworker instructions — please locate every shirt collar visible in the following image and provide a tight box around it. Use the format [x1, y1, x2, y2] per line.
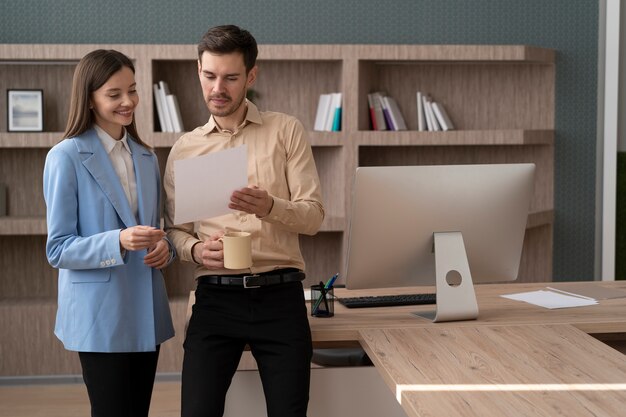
[204, 99, 263, 135]
[94, 124, 132, 155]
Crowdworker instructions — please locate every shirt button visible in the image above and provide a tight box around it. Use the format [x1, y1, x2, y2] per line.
[240, 215, 247, 223]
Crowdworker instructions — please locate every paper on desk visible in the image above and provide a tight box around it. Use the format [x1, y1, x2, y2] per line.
[501, 290, 598, 309]
[174, 145, 248, 224]
[546, 283, 626, 300]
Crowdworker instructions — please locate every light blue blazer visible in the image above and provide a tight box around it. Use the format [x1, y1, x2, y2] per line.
[43, 128, 174, 352]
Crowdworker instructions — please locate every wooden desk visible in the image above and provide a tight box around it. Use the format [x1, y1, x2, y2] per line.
[311, 282, 626, 343]
[188, 281, 626, 416]
[359, 325, 626, 417]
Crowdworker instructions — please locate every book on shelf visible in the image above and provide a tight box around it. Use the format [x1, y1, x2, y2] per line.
[156, 81, 174, 132]
[327, 92, 342, 131]
[166, 94, 184, 132]
[416, 91, 426, 131]
[422, 94, 440, 131]
[314, 92, 342, 132]
[431, 102, 455, 131]
[367, 92, 387, 131]
[153, 83, 169, 132]
[154, 81, 184, 133]
[376, 94, 395, 130]
[382, 95, 407, 131]
[419, 92, 456, 132]
[313, 94, 332, 131]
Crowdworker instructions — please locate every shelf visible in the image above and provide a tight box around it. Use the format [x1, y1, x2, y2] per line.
[0, 132, 63, 148]
[0, 217, 47, 235]
[0, 44, 555, 376]
[527, 209, 554, 229]
[0, 130, 552, 149]
[150, 132, 180, 148]
[319, 215, 345, 232]
[151, 132, 346, 148]
[0, 215, 346, 235]
[355, 129, 553, 146]
[356, 45, 555, 63]
[307, 132, 345, 147]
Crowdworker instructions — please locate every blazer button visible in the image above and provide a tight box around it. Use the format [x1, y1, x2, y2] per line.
[105, 260, 111, 266]
[111, 259, 117, 265]
[100, 261, 106, 267]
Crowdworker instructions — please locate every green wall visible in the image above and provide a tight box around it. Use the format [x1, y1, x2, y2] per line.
[0, 0, 599, 281]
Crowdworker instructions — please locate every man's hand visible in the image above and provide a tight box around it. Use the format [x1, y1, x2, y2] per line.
[144, 239, 170, 269]
[193, 232, 225, 270]
[120, 226, 165, 251]
[229, 186, 273, 217]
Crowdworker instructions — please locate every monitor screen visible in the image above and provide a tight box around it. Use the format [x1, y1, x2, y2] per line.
[344, 163, 534, 320]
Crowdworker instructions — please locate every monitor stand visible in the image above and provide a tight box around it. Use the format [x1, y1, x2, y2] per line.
[413, 231, 479, 322]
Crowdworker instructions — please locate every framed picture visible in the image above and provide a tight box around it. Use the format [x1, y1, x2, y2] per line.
[7, 89, 44, 132]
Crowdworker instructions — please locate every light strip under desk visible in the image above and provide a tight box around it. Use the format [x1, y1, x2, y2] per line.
[395, 383, 626, 402]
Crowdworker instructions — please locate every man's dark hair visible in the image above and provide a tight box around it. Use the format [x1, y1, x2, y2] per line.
[198, 25, 258, 73]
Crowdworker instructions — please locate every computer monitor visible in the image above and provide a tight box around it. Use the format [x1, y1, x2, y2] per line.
[344, 163, 535, 322]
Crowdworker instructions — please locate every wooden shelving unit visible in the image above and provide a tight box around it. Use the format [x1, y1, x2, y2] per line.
[0, 43, 554, 376]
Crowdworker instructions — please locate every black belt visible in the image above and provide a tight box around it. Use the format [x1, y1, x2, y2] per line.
[198, 270, 305, 288]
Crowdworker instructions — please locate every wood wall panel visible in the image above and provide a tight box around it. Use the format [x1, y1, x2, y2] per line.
[0, 43, 555, 376]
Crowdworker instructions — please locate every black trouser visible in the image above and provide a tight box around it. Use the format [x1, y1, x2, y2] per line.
[78, 346, 160, 417]
[182, 279, 313, 417]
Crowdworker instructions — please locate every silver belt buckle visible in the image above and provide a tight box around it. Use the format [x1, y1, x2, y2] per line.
[243, 274, 261, 288]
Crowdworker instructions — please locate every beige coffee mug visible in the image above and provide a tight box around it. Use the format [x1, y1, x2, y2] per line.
[219, 231, 253, 269]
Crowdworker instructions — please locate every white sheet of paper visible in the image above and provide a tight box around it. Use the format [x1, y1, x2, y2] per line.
[173, 145, 248, 224]
[501, 290, 598, 309]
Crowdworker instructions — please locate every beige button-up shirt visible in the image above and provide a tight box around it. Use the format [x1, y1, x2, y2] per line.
[163, 101, 325, 278]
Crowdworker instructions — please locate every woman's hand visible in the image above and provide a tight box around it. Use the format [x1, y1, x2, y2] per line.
[120, 226, 165, 251]
[144, 239, 170, 269]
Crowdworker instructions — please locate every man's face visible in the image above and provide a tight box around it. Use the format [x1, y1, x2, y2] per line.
[197, 51, 256, 119]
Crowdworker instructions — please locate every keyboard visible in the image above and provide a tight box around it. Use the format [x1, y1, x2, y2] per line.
[338, 293, 436, 308]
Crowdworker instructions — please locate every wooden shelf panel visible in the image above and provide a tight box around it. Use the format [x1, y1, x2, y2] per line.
[355, 129, 553, 146]
[0, 217, 47, 235]
[527, 209, 554, 229]
[0, 132, 62, 148]
[151, 131, 347, 148]
[0, 214, 345, 235]
[0, 129, 560, 149]
[0, 212, 546, 236]
[0, 296, 188, 375]
[358, 63, 554, 131]
[319, 215, 345, 232]
[150, 132, 181, 148]
[308, 132, 346, 147]
[2, 44, 551, 63]
[355, 45, 555, 63]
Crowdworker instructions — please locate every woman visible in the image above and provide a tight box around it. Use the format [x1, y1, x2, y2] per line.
[43, 49, 174, 417]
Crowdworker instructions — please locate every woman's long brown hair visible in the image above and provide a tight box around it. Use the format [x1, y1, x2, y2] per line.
[63, 49, 149, 148]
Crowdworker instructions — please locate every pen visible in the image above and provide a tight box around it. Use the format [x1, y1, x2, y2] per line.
[324, 272, 339, 289]
[313, 273, 339, 315]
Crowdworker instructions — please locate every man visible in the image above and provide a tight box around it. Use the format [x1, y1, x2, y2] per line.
[163, 25, 325, 417]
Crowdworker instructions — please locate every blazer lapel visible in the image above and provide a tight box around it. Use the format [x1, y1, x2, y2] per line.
[128, 139, 156, 226]
[76, 129, 137, 228]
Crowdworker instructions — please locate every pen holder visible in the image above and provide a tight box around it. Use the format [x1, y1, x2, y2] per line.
[311, 283, 334, 317]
